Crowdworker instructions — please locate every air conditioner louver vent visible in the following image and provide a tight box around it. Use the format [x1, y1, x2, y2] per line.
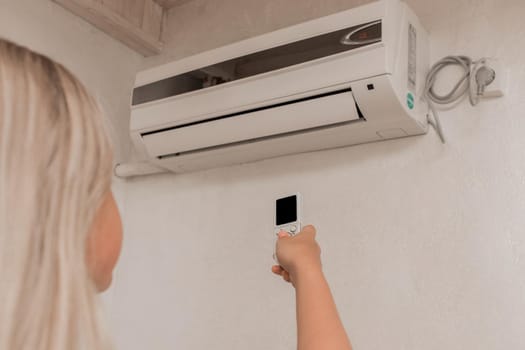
[141, 88, 362, 158]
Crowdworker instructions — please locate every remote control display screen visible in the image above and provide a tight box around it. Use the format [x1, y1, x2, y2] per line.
[276, 195, 297, 225]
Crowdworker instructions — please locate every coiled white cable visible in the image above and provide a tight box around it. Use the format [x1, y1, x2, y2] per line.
[424, 55, 493, 143]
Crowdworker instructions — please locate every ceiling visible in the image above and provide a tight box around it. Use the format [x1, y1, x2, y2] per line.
[153, 0, 193, 9]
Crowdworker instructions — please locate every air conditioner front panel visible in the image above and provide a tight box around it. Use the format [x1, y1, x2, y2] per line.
[141, 89, 361, 158]
[130, 45, 386, 132]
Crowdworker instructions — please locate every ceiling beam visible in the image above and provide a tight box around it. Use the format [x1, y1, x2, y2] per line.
[53, 0, 164, 56]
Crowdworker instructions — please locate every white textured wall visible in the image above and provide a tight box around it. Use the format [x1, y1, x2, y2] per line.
[0, 0, 142, 163]
[109, 1, 525, 350]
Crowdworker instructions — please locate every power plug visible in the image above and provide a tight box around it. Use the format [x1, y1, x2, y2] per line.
[479, 58, 507, 98]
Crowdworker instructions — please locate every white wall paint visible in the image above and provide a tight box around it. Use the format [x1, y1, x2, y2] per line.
[0, 0, 142, 163]
[110, 1, 525, 350]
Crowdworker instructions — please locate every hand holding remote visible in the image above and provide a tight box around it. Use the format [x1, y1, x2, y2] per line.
[271, 225, 352, 350]
[272, 225, 321, 286]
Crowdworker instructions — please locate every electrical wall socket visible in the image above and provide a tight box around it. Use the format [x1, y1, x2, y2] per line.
[481, 58, 508, 98]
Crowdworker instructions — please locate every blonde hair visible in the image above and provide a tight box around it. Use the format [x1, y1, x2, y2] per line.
[0, 39, 113, 350]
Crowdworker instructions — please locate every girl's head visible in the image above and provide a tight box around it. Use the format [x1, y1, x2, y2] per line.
[0, 39, 122, 349]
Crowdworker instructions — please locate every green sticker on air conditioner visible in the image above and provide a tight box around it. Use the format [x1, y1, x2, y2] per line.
[407, 92, 414, 109]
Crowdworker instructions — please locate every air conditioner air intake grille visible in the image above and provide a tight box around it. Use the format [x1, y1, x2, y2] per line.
[132, 20, 382, 105]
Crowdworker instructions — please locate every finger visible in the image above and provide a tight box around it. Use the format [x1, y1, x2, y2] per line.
[271, 265, 283, 275]
[282, 271, 292, 283]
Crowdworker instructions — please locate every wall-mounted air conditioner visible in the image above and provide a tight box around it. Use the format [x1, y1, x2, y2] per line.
[129, 0, 429, 173]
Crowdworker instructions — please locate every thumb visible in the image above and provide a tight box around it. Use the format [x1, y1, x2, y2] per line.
[300, 225, 317, 238]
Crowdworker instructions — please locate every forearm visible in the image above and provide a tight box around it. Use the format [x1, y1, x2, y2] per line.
[295, 267, 352, 350]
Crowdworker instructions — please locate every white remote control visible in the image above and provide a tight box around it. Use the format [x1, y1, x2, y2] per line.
[274, 193, 301, 236]
[274, 193, 301, 264]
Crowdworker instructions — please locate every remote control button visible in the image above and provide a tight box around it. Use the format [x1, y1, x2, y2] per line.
[290, 225, 297, 233]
